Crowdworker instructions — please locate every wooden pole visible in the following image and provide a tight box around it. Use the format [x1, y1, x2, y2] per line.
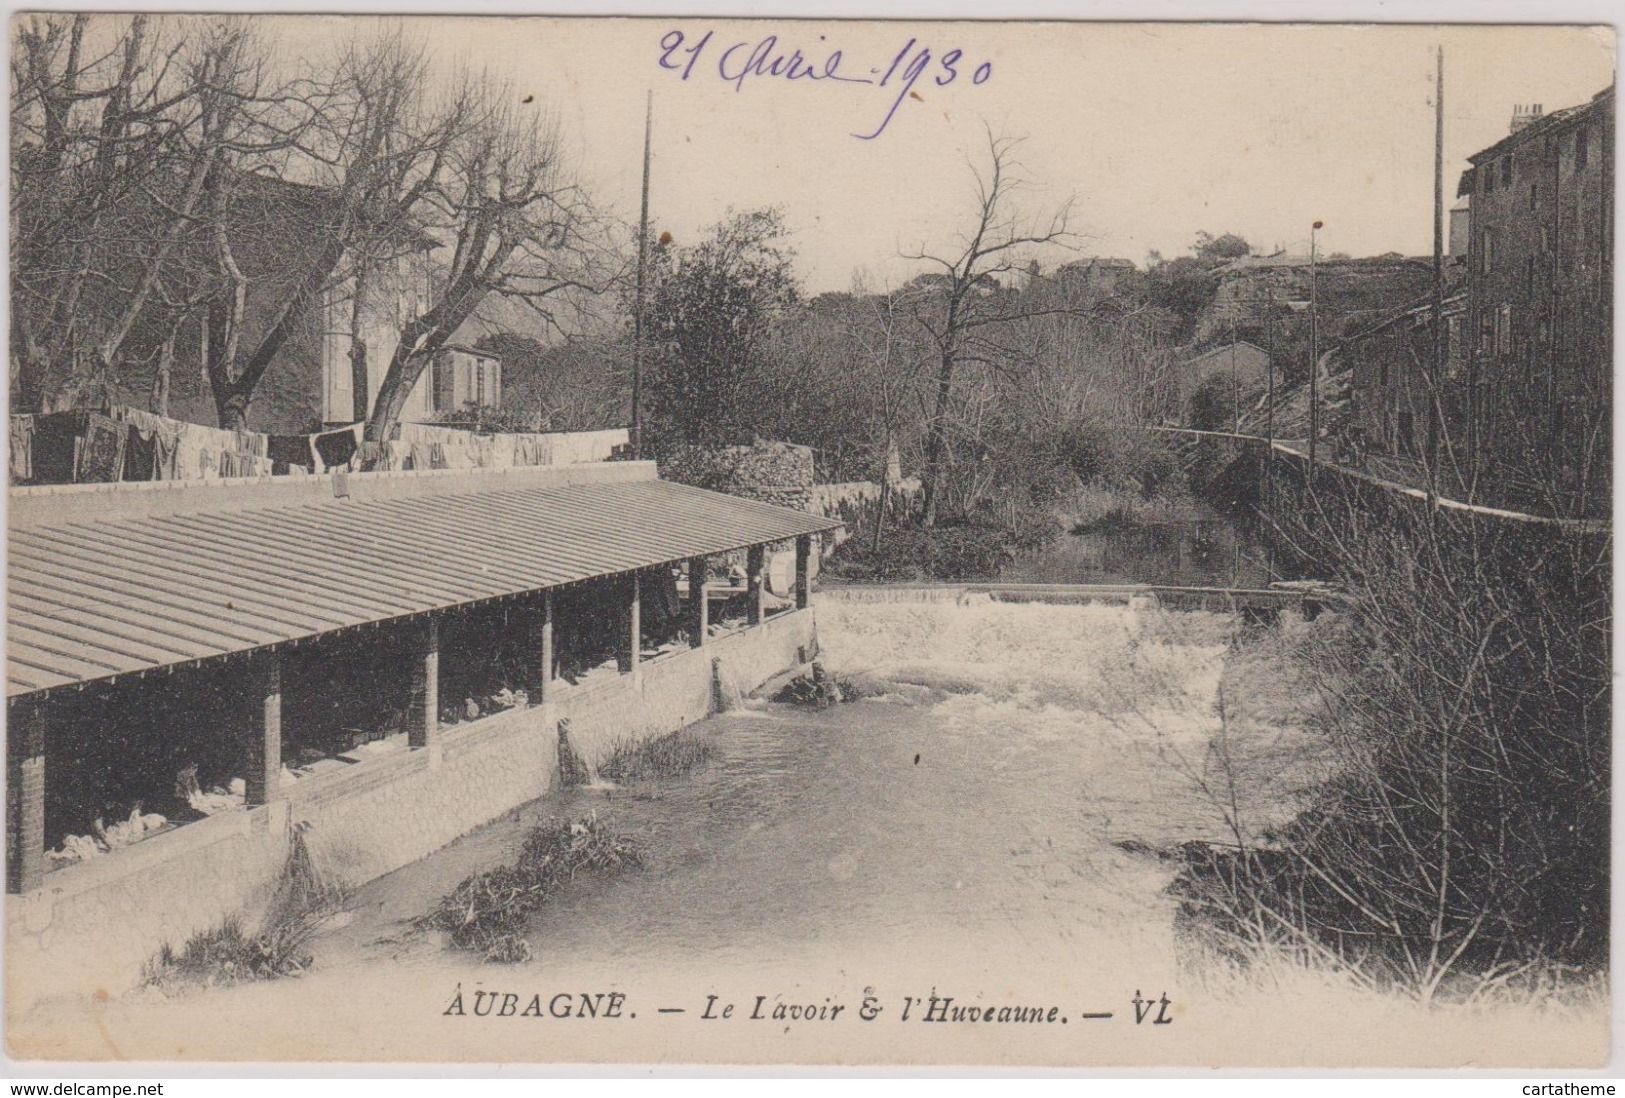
[619, 572, 642, 674]
[746, 545, 765, 626]
[411, 618, 439, 749]
[7, 703, 46, 893]
[536, 591, 555, 704]
[631, 91, 652, 459]
[1309, 221, 1322, 475]
[686, 556, 709, 647]
[245, 651, 282, 806]
[795, 534, 812, 610]
[1429, 44, 1445, 495]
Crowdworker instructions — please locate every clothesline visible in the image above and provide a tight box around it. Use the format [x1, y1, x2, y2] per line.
[9, 407, 630, 486]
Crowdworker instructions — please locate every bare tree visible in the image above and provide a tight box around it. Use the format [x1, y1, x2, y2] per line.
[1179, 466, 1609, 1000]
[199, 28, 448, 430]
[363, 78, 603, 446]
[903, 128, 1077, 527]
[11, 14, 225, 412]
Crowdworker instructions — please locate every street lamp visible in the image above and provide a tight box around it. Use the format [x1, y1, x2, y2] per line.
[1308, 220, 1323, 472]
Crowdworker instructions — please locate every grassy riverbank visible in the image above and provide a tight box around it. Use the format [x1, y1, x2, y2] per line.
[1170, 477, 1609, 1004]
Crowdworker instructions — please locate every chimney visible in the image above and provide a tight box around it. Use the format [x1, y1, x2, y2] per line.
[1510, 103, 1544, 134]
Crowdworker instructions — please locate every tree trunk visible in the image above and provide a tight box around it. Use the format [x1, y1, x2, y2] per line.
[871, 475, 891, 552]
[348, 262, 370, 423]
[217, 397, 249, 432]
[150, 322, 178, 417]
[13, 343, 49, 416]
[920, 348, 956, 529]
[366, 345, 434, 443]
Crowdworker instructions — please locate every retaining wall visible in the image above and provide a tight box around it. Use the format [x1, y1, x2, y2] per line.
[6, 610, 815, 1005]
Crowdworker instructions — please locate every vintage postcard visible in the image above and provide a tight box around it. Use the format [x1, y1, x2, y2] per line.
[3, 11, 1614, 1071]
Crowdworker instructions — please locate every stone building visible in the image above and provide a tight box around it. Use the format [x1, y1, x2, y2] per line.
[1458, 85, 1613, 512]
[1338, 287, 1468, 460]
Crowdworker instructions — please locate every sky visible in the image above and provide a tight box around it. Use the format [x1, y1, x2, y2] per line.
[93, 16, 1625, 293]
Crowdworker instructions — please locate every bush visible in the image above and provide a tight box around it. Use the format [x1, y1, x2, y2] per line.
[1188, 375, 1236, 433]
[1174, 472, 1609, 1001]
[1054, 421, 1183, 500]
[1056, 422, 1113, 483]
[145, 826, 344, 990]
[420, 817, 643, 963]
[824, 511, 1055, 582]
[145, 914, 320, 988]
[597, 730, 714, 784]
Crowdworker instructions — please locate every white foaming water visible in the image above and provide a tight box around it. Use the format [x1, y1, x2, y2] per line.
[26, 597, 1604, 1067]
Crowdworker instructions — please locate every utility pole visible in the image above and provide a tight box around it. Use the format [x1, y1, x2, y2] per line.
[1309, 220, 1323, 473]
[632, 90, 653, 460]
[1264, 284, 1276, 579]
[1265, 287, 1276, 452]
[1428, 45, 1445, 496]
[1230, 307, 1240, 434]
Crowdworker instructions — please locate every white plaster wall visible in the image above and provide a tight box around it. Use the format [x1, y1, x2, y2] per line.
[6, 611, 816, 1007]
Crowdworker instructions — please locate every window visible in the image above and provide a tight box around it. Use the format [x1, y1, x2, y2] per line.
[1480, 230, 1495, 274]
[1576, 127, 1589, 170]
[1529, 182, 1539, 210]
[1501, 154, 1513, 188]
[1495, 303, 1513, 357]
[485, 360, 497, 406]
[433, 354, 455, 413]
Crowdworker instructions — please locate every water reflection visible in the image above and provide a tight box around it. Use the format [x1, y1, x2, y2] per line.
[1004, 511, 1271, 587]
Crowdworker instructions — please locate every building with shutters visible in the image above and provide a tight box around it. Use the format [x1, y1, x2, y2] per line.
[1457, 85, 1612, 512]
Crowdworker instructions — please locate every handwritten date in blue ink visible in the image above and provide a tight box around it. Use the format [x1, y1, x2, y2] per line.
[658, 29, 993, 140]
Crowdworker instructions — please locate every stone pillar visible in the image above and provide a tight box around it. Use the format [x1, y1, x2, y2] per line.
[795, 534, 813, 610]
[7, 703, 46, 894]
[746, 544, 765, 626]
[686, 556, 709, 648]
[618, 572, 641, 675]
[245, 651, 283, 807]
[411, 617, 440, 749]
[535, 591, 555, 704]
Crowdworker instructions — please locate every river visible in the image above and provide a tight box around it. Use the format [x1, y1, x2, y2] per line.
[1001, 507, 1272, 587]
[15, 599, 1601, 1067]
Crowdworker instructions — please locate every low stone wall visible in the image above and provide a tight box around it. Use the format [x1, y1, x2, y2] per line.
[660, 441, 816, 512]
[6, 610, 816, 1006]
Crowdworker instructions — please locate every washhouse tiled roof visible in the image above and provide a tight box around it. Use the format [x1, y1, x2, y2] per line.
[7, 474, 839, 698]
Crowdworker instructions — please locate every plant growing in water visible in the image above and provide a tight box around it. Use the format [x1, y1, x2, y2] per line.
[144, 824, 347, 989]
[420, 816, 643, 963]
[596, 729, 715, 784]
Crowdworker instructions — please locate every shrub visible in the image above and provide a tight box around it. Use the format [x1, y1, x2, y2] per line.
[1174, 472, 1609, 1001]
[420, 817, 643, 963]
[145, 826, 344, 990]
[1188, 375, 1236, 433]
[824, 516, 1049, 582]
[597, 730, 714, 784]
